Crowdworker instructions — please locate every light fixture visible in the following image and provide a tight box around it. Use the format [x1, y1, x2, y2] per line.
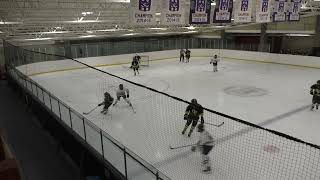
[149, 27, 167, 30]
[86, 31, 94, 34]
[285, 34, 312, 37]
[80, 35, 97, 38]
[211, 2, 216, 6]
[122, 33, 139, 36]
[155, 12, 161, 15]
[184, 26, 196, 30]
[183, 31, 198, 34]
[82, 12, 93, 16]
[41, 31, 69, 34]
[24, 38, 53, 41]
[0, 21, 22, 24]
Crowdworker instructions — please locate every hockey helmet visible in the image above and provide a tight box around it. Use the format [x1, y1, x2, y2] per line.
[191, 98, 197, 104]
[119, 84, 124, 90]
[197, 124, 205, 132]
[317, 80, 320, 84]
[104, 92, 109, 97]
[214, 54, 218, 58]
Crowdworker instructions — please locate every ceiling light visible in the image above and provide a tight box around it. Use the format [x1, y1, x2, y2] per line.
[86, 31, 94, 34]
[211, 2, 216, 6]
[80, 35, 97, 38]
[211, 25, 225, 28]
[0, 21, 22, 24]
[149, 27, 167, 30]
[184, 26, 196, 30]
[82, 12, 93, 16]
[42, 31, 69, 34]
[122, 33, 139, 36]
[69, 20, 99, 23]
[183, 31, 198, 34]
[285, 34, 312, 37]
[24, 38, 53, 41]
[155, 12, 161, 15]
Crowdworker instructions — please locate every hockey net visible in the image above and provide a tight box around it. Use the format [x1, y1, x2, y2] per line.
[138, 55, 149, 67]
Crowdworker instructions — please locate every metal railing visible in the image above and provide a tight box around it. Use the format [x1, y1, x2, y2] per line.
[7, 68, 170, 180]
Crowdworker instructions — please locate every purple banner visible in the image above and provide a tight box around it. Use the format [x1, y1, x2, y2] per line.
[213, 0, 233, 23]
[189, 0, 211, 24]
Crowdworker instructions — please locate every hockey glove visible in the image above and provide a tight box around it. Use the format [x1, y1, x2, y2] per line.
[184, 113, 189, 120]
[201, 116, 204, 124]
[310, 90, 314, 95]
[98, 103, 103, 106]
[191, 146, 196, 152]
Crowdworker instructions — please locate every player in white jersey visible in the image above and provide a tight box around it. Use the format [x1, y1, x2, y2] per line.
[113, 84, 132, 107]
[210, 55, 219, 72]
[191, 124, 214, 174]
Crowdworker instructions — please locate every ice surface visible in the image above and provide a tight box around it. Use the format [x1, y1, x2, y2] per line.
[28, 56, 320, 180]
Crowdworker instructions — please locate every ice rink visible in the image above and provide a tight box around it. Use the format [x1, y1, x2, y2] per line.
[26, 55, 320, 180]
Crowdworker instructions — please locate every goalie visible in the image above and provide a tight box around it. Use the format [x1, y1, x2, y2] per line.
[131, 56, 140, 76]
[181, 99, 204, 137]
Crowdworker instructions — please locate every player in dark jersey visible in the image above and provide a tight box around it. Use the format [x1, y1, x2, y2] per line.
[134, 54, 141, 65]
[310, 80, 320, 110]
[185, 49, 191, 63]
[98, 91, 114, 115]
[182, 98, 204, 137]
[131, 57, 140, 76]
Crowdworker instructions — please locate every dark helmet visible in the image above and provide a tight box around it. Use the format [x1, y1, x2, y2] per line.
[191, 98, 197, 104]
[104, 92, 109, 97]
[119, 84, 124, 90]
[197, 124, 204, 132]
[214, 54, 218, 58]
[317, 80, 320, 84]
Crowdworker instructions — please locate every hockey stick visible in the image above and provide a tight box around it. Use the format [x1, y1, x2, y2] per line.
[83, 105, 99, 115]
[169, 143, 197, 150]
[204, 122, 224, 127]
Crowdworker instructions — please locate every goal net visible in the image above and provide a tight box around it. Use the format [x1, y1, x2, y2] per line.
[139, 55, 149, 67]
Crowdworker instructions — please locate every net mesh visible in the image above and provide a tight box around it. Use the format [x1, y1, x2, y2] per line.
[139, 55, 149, 67]
[3, 40, 320, 180]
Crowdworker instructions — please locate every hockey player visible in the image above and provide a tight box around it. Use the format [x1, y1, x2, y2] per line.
[131, 57, 140, 76]
[113, 84, 132, 107]
[210, 55, 219, 72]
[185, 49, 191, 63]
[134, 54, 141, 65]
[191, 124, 214, 174]
[180, 48, 185, 62]
[310, 80, 320, 110]
[98, 91, 114, 115]
[182, 99, 204, 137]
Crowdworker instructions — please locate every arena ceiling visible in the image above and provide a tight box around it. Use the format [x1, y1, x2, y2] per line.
[0, 0, 319, 42]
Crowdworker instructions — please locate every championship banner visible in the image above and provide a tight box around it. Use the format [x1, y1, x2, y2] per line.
[273, 0, 287, 22]
[189, 0, 211, 24]
[213, 0, 233, 23]
[288, 0, 301, 21]
[234, 0, 252, 23]
[256, 0, 272, 23]
[161, 0, 185, 25]
[130, 0, 157, 25]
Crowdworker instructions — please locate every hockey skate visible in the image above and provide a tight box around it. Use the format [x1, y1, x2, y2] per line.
[202, 166, 211, 174]
[100, 109, 108, 115]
